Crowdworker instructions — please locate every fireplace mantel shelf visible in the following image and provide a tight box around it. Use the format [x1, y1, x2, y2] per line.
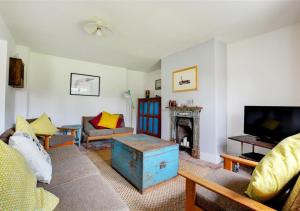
[166, 106, 203, 112]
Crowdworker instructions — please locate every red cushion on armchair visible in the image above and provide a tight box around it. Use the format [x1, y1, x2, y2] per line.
[89, 113, 106, 129]
[89, 113, 123, 129]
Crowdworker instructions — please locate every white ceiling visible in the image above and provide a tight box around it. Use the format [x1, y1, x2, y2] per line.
[0, 1, 300, 72]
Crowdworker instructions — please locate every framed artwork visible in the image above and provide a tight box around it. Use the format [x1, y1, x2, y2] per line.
[172, 65, 198, 92]
[155, 79, 161, 90]
[70, 73, 100, 96]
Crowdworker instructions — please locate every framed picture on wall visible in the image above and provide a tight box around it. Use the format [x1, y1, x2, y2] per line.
[70, 73, 100, 96]
[172, 65, 198, 92]
[155, 79, 161, 90]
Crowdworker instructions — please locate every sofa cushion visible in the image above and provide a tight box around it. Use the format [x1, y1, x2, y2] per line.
[246, 134, 300, 201]
[113, 127, 134, 134]
[38, 155, 99, 190]
[48, 145, 82, 164]
[15, 115, 39, 141]
[86, 128, 114, 137]
[30, 113, 58, 135]
[196, 168, 251, 211]
[0, 140, 59, 211]
[9, 132, 52, 184]
[82, 116, 96, 133]
[0, 128, 15, 144]
[98, 111, 120, 129]
[89, 113, 106, 129]
[49, 174, 129, 211]
[83, 115, 125, 133]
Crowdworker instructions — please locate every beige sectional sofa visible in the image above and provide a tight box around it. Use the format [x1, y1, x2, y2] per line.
[39, 145, 129, 211]
[0, 129, 129, 211]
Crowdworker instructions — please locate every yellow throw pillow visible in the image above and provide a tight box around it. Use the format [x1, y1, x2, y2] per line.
[16, 115, 38, 140]
[30, 113, 58, 135]
[98, 111, 120, 129]
[245, 134, 300, 201]
[0, 140, 59, 210]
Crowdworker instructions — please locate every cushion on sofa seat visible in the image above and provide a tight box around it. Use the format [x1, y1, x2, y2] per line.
[196, 169, 251, 211]
[86, 128, 114, 137]
[49, 174, 129, 211]
[113, 127, 134, 134]
[38, 155, 99, 190]
[83, 115, 126, 131]
[48, 145, 82, 164]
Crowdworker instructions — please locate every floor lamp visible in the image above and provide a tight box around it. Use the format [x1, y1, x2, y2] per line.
[123, 90, 134, 127]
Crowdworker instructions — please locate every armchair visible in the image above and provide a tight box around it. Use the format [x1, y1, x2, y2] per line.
[179, 154, 299, 211]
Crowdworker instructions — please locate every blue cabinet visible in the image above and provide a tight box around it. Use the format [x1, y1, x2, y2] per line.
[137, 97, 161, 138]
[112, 134, 179, 193]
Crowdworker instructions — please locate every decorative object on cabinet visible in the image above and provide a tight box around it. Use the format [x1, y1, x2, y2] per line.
[168, 100, 177, 108]
[70, 73, 100, 96]
[137, 97, 161, 138]
[9, 58, 24, 88]
[123, 90, 134, 127]
[145, 90, 150, 98]
[155, 79, 161, 90]
[172, 65, 198, 92]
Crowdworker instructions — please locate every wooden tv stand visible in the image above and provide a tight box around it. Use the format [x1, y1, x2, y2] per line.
[228, 135, 276, 162]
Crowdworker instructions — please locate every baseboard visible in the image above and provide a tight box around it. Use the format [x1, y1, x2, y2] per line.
[200, 151, 222, 164]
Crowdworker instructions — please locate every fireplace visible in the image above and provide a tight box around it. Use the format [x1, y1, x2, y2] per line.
[170, 106, 202, 158]
[176, 117, 193, 154]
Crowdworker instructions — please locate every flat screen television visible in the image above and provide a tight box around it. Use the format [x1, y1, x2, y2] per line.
[244, 106, 300, 143]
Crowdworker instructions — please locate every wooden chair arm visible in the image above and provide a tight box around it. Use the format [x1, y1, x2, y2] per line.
[36, 134, 51, 151]
[221, 154, 259, 170]
[57, 127, 76, 137]
[178, 169, 275, 211]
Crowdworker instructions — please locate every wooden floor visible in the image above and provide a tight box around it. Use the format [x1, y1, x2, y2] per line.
[95, 148, 111, 164]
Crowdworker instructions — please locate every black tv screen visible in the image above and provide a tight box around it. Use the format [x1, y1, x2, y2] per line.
[244, 106, 300, 143]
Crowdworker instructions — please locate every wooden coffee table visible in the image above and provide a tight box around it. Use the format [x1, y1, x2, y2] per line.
[112, 134, 179, 193]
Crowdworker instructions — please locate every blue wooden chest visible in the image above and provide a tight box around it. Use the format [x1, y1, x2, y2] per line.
[112, 134, 179, 193]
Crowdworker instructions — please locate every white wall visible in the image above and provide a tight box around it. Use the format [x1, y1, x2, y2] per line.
[27, 52, 127, 126]
[161, 39, 227, 163]
[144, 69, 161, 97]
[22, 52, 147, 131]
[127, 69, 147, 131]
[227, 23, 300, 154]
[215, 41, 227, 156]
[0, 14, 16, 131]
[14, 45, 30, 120]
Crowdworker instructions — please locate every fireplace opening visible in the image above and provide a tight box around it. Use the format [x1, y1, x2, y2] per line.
[176, 117, 193, 155]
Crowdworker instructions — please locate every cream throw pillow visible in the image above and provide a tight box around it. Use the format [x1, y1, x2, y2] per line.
[9, 132, 52, 183]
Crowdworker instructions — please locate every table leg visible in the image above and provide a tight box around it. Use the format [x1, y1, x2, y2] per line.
[241, 143, 244, 154]
[252, 144, 255, 153]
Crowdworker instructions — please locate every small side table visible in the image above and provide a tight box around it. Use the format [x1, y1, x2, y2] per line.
[61, 124, 82, 146]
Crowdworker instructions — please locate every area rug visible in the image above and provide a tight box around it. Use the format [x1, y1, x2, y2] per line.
[88, 139, 113, 150]
[85, 149, 217, 211]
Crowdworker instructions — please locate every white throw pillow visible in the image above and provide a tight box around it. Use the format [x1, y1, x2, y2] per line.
[9, 132, 52, 184]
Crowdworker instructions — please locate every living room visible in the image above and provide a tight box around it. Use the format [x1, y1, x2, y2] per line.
[0, 1, 300, 211]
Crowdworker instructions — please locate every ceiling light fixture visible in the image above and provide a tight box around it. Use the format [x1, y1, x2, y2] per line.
[96, 28, 102, 36]
[84, 19, 111, 37]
